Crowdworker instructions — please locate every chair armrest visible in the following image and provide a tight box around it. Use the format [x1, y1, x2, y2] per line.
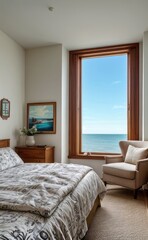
[136, 159, 148, 187]
[136, 158, 148, 171]
[104, 155, 124, 164]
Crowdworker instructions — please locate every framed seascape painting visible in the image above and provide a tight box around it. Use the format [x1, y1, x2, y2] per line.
[27, 102, 56, 134]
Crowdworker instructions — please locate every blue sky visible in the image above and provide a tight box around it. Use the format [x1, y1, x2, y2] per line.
[82, 54, 127, 134]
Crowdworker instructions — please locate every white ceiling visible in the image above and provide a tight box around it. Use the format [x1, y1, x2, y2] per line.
[0, 0, 148, 50]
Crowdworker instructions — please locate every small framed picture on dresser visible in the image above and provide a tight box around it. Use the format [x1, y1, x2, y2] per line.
[27, 102, 56, 134]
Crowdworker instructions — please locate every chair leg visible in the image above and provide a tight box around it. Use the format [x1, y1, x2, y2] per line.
[134, 189, 138, 199]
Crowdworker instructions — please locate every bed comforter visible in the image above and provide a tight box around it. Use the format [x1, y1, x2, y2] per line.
[0, 163, 106, 240]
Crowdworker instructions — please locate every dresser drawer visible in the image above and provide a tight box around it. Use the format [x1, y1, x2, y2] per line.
[22, 158, 45, 163]
[17, 149, 45, 159]
[15, 146, 54, 163]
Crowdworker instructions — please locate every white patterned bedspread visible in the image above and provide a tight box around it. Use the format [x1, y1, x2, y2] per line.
[0, 163, 106, 240]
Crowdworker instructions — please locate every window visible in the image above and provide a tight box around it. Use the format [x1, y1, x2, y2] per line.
[69, 43, 139, 159]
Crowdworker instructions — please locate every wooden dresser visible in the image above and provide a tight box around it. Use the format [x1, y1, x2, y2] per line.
[15, 146, 54, 163]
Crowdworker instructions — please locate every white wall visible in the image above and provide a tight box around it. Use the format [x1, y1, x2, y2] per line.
[143, 32, 148, 140]
[139, 42, 143, 140]
[0, 30, 25, 148]
[70, 159, 105, 177]
[25, 44, 65, 162]
[61, 46, 69, 163]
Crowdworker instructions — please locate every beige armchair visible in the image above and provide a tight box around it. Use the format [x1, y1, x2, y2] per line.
[102, 141, 148, 198]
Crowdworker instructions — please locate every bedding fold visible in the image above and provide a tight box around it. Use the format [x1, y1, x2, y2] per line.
[0, 163, 92, 217]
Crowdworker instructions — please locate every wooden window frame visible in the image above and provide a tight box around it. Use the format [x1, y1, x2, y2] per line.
[69, 43, 139, 160]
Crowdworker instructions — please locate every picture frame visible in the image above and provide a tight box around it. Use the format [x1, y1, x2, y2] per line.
[27, 102, 56, 134]
[0, 98, 10, 120]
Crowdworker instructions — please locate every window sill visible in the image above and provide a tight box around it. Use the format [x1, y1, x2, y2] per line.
[68, 153, 121, 160]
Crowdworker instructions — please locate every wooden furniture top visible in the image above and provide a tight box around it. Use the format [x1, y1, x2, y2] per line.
[0, 139, 10, 148]
[15, 145, 54, 149]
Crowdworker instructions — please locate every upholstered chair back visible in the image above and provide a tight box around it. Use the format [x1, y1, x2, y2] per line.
[119, 140, 148, 159]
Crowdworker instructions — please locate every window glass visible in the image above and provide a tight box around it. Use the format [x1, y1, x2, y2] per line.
[81, 55, 127, 153]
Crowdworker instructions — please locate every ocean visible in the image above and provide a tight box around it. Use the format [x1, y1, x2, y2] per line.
[82, 134, 127, 153]
[29, 118, 53, 131]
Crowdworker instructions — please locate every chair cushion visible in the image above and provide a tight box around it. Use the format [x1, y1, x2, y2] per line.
[103, 162, 136, 180]
[124, 145, 148, 165]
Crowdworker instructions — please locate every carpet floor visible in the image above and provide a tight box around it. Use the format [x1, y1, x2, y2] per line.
[84, 185, 148, 240]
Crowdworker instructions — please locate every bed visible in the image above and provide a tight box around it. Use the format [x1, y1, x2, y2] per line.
[0, 139, 106, 240]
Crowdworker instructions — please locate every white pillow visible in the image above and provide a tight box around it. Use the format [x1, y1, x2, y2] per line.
[0, 147, 24, 171]
[124, 145, 148, 165]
